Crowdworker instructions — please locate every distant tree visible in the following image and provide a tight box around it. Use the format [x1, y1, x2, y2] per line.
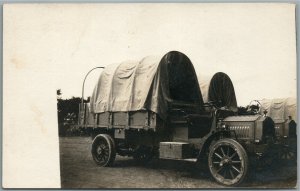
[57, 89, 91, 136]
[57, 91, 89, 125]
[57, 89, 62, 99]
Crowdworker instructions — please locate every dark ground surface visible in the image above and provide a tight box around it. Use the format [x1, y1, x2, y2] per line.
[60, 137, 297, 189]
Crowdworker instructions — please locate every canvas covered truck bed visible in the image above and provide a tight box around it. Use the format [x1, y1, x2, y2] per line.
[79, 51, 204, 130]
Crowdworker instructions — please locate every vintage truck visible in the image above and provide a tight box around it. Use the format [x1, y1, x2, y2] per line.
[78, 51, 281, 186]
[200, 74, 297, 163]
[258, 98, 297, 161]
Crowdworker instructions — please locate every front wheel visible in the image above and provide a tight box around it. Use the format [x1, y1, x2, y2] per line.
[91, 134, 116, 167]
[208, 138, 249, 186]
[279, 144, 297, 164]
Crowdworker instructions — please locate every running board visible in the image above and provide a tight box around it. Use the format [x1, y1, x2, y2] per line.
[159, 157, 197, 162]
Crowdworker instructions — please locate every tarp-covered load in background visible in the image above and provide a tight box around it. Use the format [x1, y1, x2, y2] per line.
[198, 75, 211, 103]
[259, 98, 297, 123]
[90, 51, 204, 119]
[198, 72, 238, 111]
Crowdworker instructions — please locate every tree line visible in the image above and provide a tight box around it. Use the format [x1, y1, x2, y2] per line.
[57, 89, 89, 136]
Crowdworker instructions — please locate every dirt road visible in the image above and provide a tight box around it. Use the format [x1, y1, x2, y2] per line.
[59, 137, 297, 188]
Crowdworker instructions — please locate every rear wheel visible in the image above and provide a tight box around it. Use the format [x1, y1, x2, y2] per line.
[91, 134, 116, 167]
[279, 144, 297, 163]
[208, 138, 249, 186]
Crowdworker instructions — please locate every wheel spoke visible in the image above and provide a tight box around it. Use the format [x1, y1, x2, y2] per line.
[227, 146, 230, 156]
[103, 151, 109, 156]
[214, 152, 223, 159]
[231, 165, 241, 174]
[291, 152, 295, 159]
[98, 154, 104, 161]
[220, 147, 226, 157]
[229, 169, 235, 179]
[287, 152, 290, 158]
[230, 152, 237, 159]
[103, 154, 108, 161]
[232, 160, 241, 164]
[223, 168, 227, 179]
[217, 166, 224, 173]
[213, 161, 220, 164]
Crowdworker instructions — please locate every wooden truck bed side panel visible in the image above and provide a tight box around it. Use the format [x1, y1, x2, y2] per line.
[97, 112, 110, 127]
[79, 103, 161, 130]
[78, 103, 95, 127]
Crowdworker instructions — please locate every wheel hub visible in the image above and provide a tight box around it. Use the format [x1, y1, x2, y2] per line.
[97, 145, 106, 155]
[220, 157, 231, 167]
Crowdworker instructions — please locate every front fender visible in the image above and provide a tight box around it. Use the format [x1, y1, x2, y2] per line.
[197, 130, 234, 161]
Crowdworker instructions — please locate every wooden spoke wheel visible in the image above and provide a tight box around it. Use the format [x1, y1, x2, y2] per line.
[91, 134, 116, 167]
[208, 139, 249, 186]
[279, 145, 297, 163]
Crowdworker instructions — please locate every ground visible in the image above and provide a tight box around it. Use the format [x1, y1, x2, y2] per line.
[59, 137, 297, 189]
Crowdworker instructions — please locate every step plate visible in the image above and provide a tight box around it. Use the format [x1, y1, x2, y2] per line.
[159, 142, 192, 159]
[159, 157, 197, 162]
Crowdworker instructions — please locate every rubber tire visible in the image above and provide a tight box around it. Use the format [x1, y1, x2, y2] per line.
[208, 138, 249, 186]
[91, 134, 116, 167]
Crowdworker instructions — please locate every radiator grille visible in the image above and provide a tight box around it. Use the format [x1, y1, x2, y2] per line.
[229, 125, 250, 138]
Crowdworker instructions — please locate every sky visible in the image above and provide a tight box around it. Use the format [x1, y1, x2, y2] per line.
[5, 3, 297, 106]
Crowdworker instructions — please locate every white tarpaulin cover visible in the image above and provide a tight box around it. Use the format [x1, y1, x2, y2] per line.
[259, 98, 297, 123]
[90, 51, 204, 119]
[198, 75, 211, 103]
